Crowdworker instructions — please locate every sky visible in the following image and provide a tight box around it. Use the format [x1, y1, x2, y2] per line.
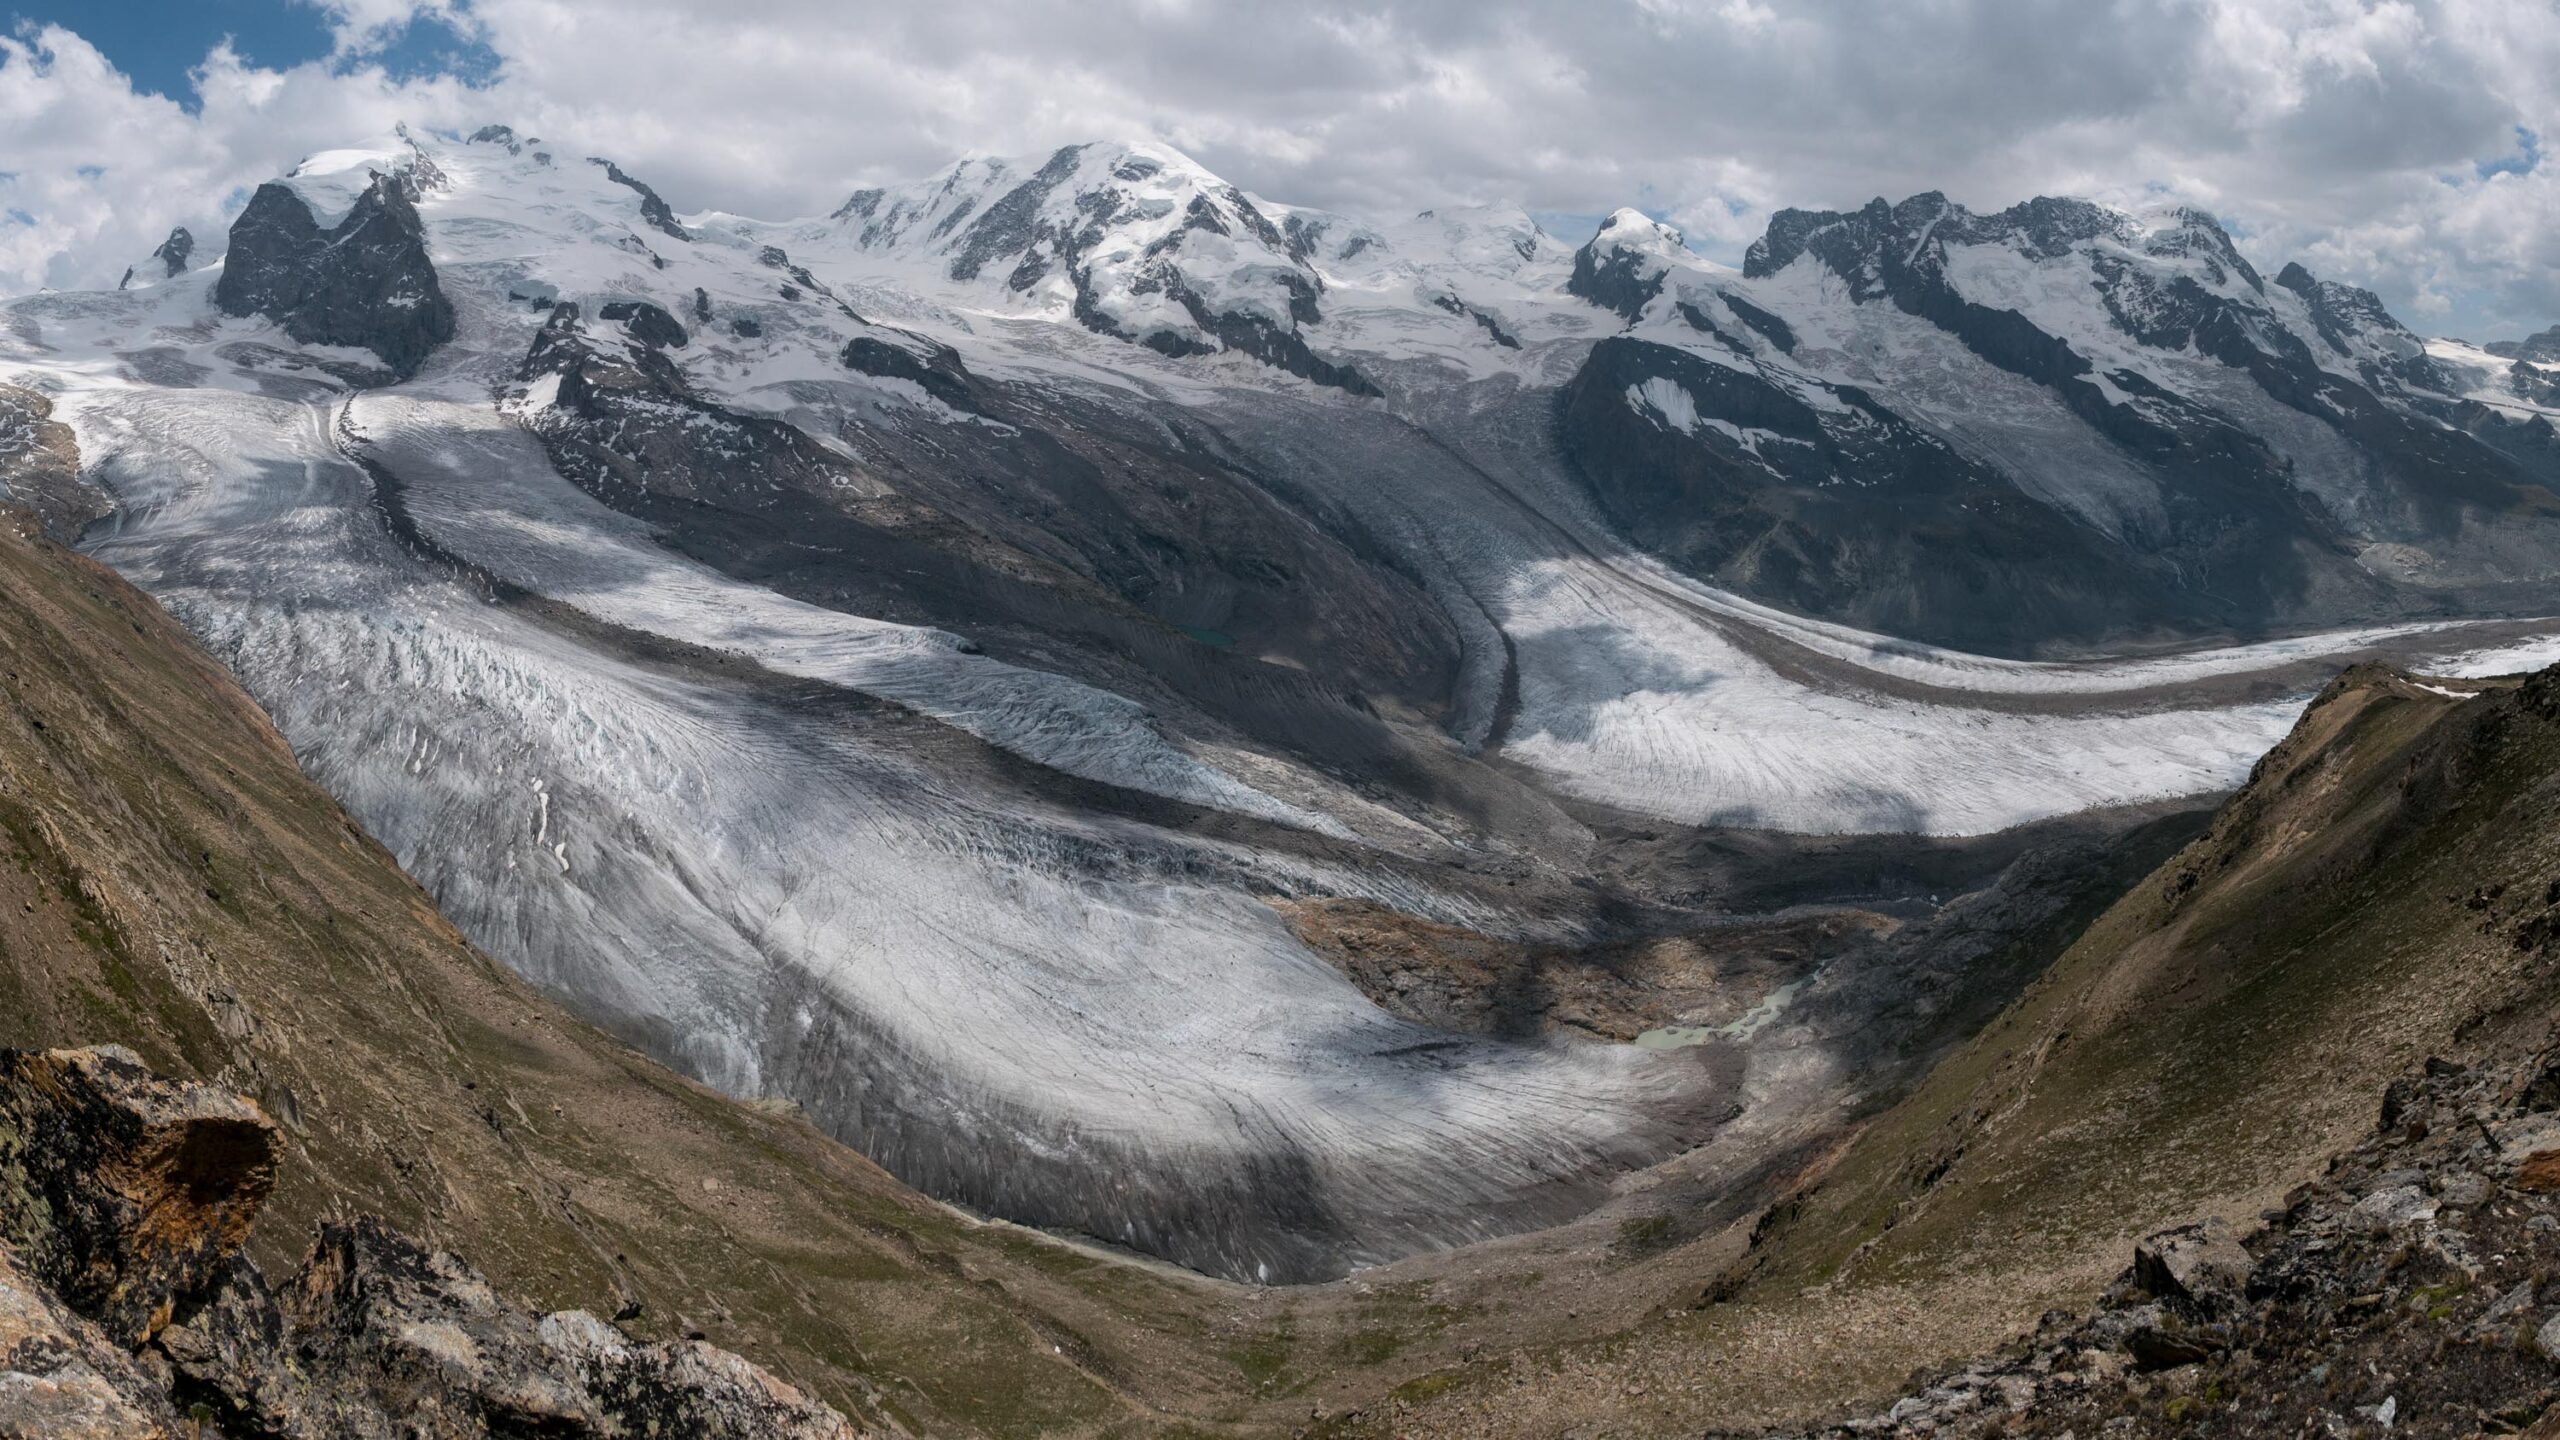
[5, 0, 2559, 339]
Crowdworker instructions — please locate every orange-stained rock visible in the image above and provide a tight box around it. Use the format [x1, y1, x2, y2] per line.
[0, 1047, 278, 1347]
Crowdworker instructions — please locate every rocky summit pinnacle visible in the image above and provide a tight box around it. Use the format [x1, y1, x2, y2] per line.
[150, 226, 192, 278]
[212, 172, 454, 381]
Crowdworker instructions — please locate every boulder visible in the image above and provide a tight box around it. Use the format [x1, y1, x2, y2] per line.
[0, 1047, 277, 1347]
[0, 1243, 178, 1439]
[164, 1218, 860, 1439]
[2131, 1217, 2253, 1311]
[542, 1308, 860, 1440]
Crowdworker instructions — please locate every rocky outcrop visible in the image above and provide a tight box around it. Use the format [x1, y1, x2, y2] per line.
[212, 174, 455, 381]
[0, 1237, 178, 1439]
[841, 334, 979, 411]
[596, 298, 689, 349]
[150, 228, 193, 280]
[588, 157, 688, 242]
[514, 302, 857, 503]
[114, 230, 193, 292]
[1754, 1042, 2560, 1438]
[0, 1047, 863, 1440]
[0, 384, 108, 539]
[160, 1220, 858, 1440]
[0, 1047, 277, 1349]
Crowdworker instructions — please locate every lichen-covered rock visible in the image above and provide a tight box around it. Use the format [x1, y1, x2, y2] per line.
[0, 1243, 176, 1440]
[0, 1048, 869, 1438]
[2130, 1216, 2252, 1312]
[541, 1309, 859, 1440]
[165, 1219, 863, 1440]
[0, 1047, 277, 1348]
[1747, 1040, 2560, 1438]
[212, 173, 455, 381]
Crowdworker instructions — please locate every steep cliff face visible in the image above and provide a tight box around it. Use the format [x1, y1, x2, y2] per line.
[212, 174, 454, 381]
[1560, 192, 2560, 655]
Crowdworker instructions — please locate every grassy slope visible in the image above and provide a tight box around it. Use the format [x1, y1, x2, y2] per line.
[0, 507, 1292, 1438]
[1370, 664, 2560, 1437]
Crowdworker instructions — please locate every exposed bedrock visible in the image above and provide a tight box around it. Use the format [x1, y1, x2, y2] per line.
[1557, 336, 2224, 654]
[212, 174, 456, 381]
[0, 1045, 860, 1440]
[1563, 192, 2560, 656]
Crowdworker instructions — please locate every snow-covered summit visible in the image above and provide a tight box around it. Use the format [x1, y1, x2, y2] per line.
[1566, 208, 1696, 322]
[819, 140, 1344, 372]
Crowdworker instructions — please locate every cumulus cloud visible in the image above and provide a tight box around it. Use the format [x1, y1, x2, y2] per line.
[0, 23, 479, 292]
[4, 0, 2558, 336]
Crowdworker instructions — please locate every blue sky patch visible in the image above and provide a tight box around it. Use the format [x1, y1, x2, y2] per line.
[2478, 126, 2540, 180]
[7, 1, 497, 108]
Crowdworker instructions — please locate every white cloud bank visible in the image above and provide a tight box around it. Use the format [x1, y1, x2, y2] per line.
[5, 0, 2559, 337]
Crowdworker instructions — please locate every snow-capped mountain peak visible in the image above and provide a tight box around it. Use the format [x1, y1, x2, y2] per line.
[821, 138, 1375, 389]
[1567, 208, 1695, 321]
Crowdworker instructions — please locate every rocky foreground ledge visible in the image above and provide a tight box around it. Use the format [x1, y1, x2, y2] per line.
[0, 1046, 863, 1439]
[1751, 1039, 2560, 1439]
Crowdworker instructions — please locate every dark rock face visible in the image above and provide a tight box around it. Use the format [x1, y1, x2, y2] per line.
[1556, 336, 2251, 653]
[1756, 1043, 2560, 1438]
[0, 1046, 861, 1440]
[1563, 190, 2560, 654]
[517, 303, 844, 503]
[211, 174, 455, 382]
[1717, 292, 1795, 354]
[588, 156, 687, 241]
[150, 227, 192, 279]
[597, 298, 689, 349]
[1568, 213, 1683, 322]
[1428, 293, 1520, 349]
[1153, 271, 1379, 396]
[2274, 260, 2449, 394]
[841, 334, 978, 410]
